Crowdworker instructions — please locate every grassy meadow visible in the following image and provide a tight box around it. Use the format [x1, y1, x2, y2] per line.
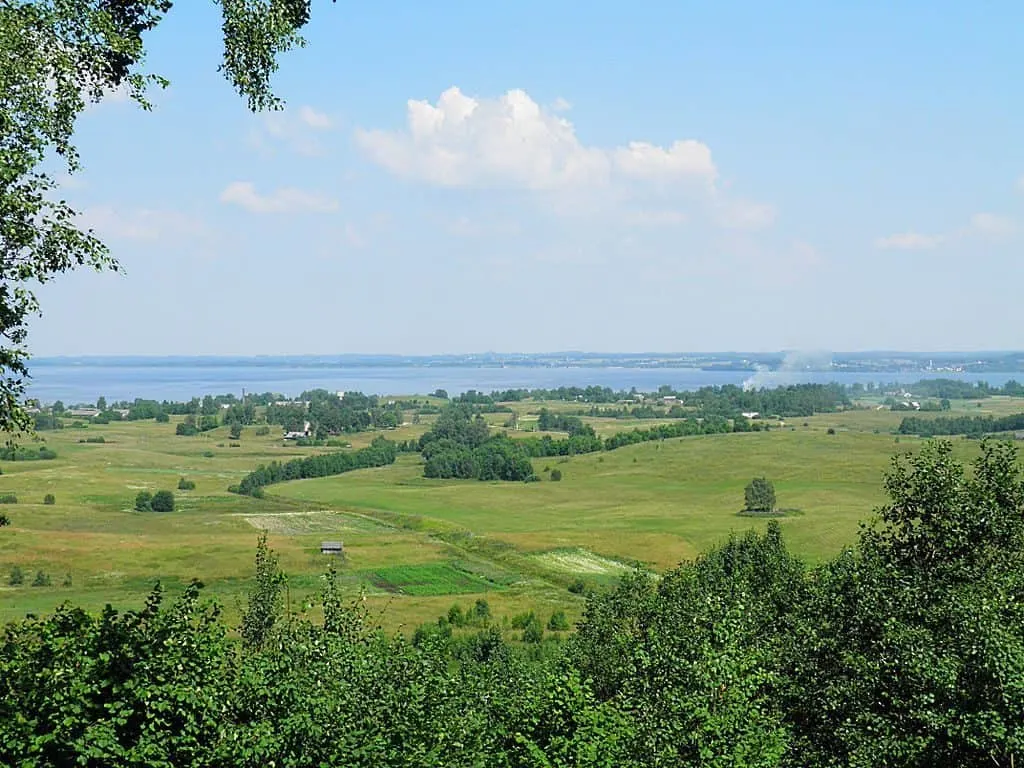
[1, 396, 1017, 632]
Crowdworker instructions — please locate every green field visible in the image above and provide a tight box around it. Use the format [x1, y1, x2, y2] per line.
[0, 399, 1014, 631]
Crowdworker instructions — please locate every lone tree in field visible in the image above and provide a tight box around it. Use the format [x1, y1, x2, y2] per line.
[150, 490, 175, 513]
[744, 477, 776, 512]
[1, 0, 332, 435]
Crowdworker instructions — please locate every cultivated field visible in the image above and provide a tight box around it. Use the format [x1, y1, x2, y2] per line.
[0, 398, 1013, 631]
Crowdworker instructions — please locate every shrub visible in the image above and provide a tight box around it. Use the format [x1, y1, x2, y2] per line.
[43, 494, 55, 505]
[229, 423, 243, 440]
[547, 610, 570, 631]
[175, 422, 199, 436]
[134, 491, 153, 512]
[826, 427, 836, 435]
[62, 573, 72, 587]
[510, 611, 536, 630]
[155, 412, 170, 423]
[744, 477, 776, 512]
[255, 426, 270, 436]
[31, 570, 51, 587]
[150, 490, 175, 513]
[472, 598, 491, 624]
[522, 616, 544, 644]
[8, 566, 23, 585]
[447, 604, 465, 627]
[229, 442, 241, 448]
[0, 494, 17, 504]
[78, 436, 105, 444]
[202, 450, 215, 458]
[567, 579, 586, 594]
[550, 468, 562, 481]
[177, 478, 196, 491]
[0, 513, 8, 527]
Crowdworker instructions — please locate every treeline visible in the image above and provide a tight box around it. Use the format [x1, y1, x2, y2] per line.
[267, 389, 404, 436]
[0, 445, 57, 461]
[858, 377, 1024, 400]
[898, 411, 1024, 437]
[420, 406, 536, 481]
[418, 405, 760, 481]
[4, 442, 1024, 766]
[232, 437, 398, 496]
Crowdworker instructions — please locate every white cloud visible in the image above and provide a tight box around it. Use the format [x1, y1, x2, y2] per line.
[714, 199, 776, 230]
[219, 182, 338, 214]
[621, 209, 688, 227]
[79, 206, 203, 241]
[551, 97, 572, 112]
[968, 212, 1016, 238]
[298, 105, 333, 130]
[876, 212, 1017, 251]
[249, 105, 335, 156]
[874, 232, 945, 250]
[355, 87, 721, 192]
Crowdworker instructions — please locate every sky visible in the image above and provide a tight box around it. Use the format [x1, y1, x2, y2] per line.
[30, 1, 1024, 356]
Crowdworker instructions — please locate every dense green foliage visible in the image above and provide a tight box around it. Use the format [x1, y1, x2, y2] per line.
[233, 436, 398, 496]
[0, 445, 56, 461]
[420, 406, 537, 481]
[744, 477, 776, 511]
[150, 490, 175, 513]
[898, 411, 1024, 437]
[4, 439, 1021, 765]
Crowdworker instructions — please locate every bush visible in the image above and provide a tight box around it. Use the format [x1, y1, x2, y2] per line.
[8, 565, 23, 585]
[0, 513, 8, 527]
[550, 468, 562, 481]
[78, 436, 105, 444]
[229, 423, 243, 440]
[826, 427, 836, 435]
[547, 610, 570, 631]
[62, 573, 72, 587]
[43, 494, 55, 505]
[134, 491, 153, 512]
[177, 478, 196, 491]
[150, 490, 175, 513]
[447, 604, 465, 627]
[510, 611, 537, 630]
[31, 570, 51, 587]
[155, 412, 170, 423]
[175, 422, 199, 436]
[202, 450, 215, 458]
[472, 598, 491, 624]
[255, 426, 270, 436]
[567, 578, 586, 594]
[522, 616, 544, 644]
[744, 477, 776, 512]
[0, 494, 17, 504]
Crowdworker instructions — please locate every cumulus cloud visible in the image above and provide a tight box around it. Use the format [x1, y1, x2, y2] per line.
[874, 232, 945, 250]
[355, 87, 722, 192]
[79, 206, 203, 241]
[219, 182, 338, 214]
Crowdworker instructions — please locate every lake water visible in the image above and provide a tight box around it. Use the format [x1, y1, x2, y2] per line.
[24, 358, 1024, 404]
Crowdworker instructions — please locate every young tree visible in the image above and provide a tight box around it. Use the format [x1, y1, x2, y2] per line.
[744, 477, 776, 512]
[229, 422, 243, 440]
[0, 0, 331, 434]
[134, 490, 152, 512]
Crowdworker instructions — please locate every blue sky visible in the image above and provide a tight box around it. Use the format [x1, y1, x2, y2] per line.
[32, 1, 1024, 355]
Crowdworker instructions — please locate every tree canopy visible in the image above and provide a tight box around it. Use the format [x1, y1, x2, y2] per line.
[0, 0, 330, 434]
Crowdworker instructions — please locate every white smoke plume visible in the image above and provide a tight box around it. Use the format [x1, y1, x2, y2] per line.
[742, 350, 833, 391]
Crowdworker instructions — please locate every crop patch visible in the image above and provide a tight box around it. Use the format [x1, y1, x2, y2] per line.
[532, 548, 634, 575]
[238, 510, 391, 535]
[364, 562, 499, 596]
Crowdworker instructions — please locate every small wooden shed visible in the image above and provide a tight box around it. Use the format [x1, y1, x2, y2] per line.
[320, 541, 344, 556]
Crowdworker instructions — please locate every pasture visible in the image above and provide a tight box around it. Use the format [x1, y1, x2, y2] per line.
[0, 399, 1010, 631]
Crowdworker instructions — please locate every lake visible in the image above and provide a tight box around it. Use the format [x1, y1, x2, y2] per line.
[24, 357, 1024, 404]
